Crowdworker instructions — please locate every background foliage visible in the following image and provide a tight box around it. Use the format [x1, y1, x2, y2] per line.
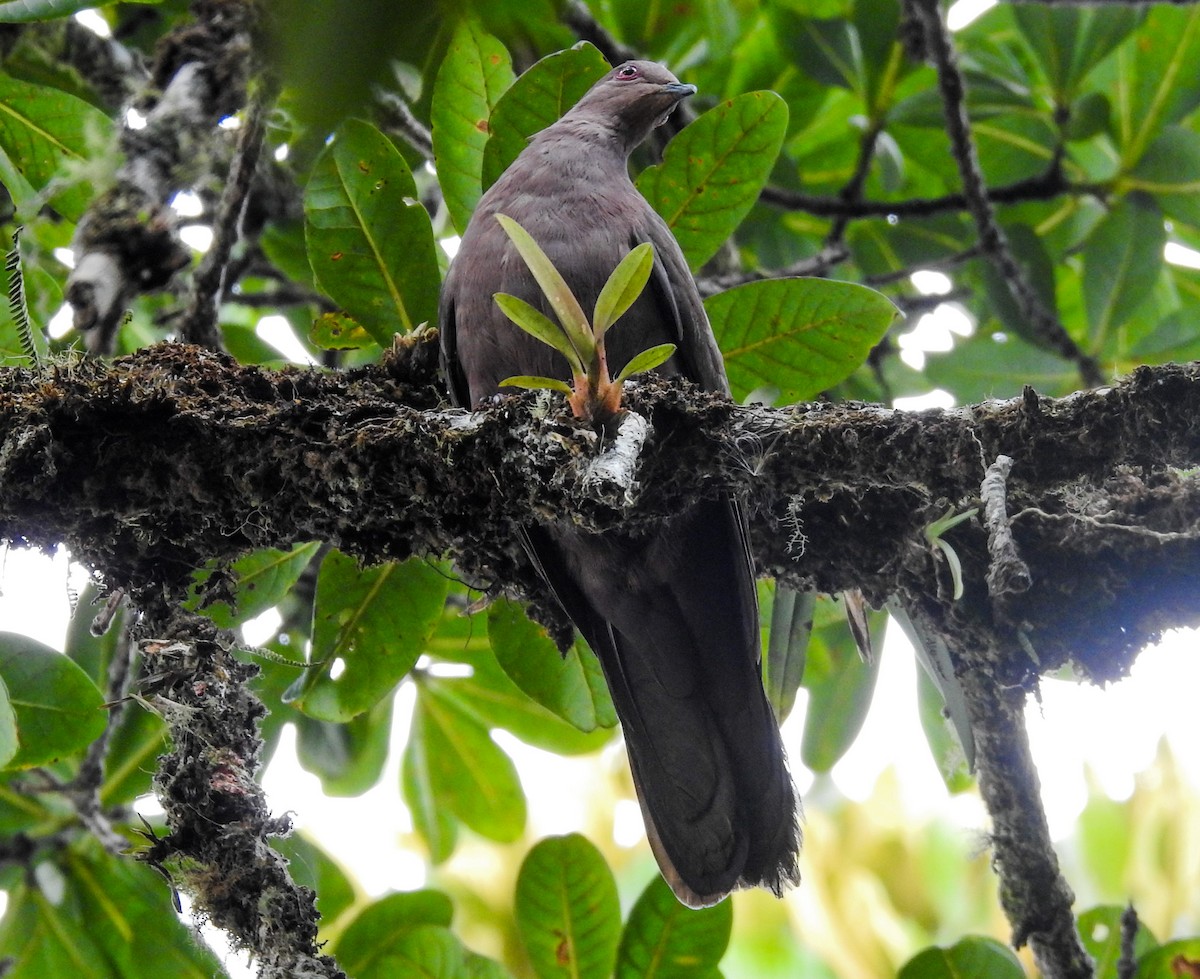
[0, 0, 1199, 976]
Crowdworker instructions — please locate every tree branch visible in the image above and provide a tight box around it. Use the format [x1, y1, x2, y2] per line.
[759, 167, 1100, 220]
[136, 607, 346, 979]
[178, 78, 276, 348]
[2, 338, 1199, 683]
[954, 631, 1094, 979]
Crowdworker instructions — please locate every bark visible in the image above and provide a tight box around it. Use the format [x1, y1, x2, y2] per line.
[2, 336, 1198, 685]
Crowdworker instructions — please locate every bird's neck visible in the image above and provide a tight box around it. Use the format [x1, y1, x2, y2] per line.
[533, 117, 634, 163]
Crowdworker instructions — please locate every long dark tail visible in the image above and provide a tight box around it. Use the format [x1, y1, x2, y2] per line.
[525, 498, 801, 906]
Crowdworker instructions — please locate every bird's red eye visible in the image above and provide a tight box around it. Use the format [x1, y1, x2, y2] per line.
[616, 64, 640, 80]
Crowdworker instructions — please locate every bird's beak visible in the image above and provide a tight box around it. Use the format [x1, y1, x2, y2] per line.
[664, 82, 697, 100]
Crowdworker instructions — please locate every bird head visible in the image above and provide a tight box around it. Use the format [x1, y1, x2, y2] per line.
[568, 60, 696, 152]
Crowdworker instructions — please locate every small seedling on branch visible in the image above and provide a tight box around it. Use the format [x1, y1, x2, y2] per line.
[492, 213, 675, 424]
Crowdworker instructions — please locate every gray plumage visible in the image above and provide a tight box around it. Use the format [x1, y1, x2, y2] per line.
[440, 60, 800, 907]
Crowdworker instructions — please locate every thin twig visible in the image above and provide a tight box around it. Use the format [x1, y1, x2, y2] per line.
[908, 0, 1104, 388]
[25, 615, 137, 857]
[893, 288, 973, 316]
[560, 0, 639, 66]
[375, 89, 434, 160]
[1117, 903, 1139, 979]
[826, 122, 884, 248]
[981, 455, 1032, 600]
[696, 245, 850, 296]
[178, 81, 277, 348]
[760, 167, 1098, 219]
[865, 244, 983, 287]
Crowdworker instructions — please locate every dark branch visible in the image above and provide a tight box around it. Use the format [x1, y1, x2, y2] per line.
[696, 245, 850, 297]
[760, 167, 1099, 219]
[178, 80, 276, 348]
[2, 339, 1199, 684]
[374, 88, 434, 160]
[952, 632, 1094, 979]
[137, 608, 346, 979]
[981, 454, 1032, 600]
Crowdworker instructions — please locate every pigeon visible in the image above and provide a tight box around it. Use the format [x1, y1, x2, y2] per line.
[439, 59, 800, 907]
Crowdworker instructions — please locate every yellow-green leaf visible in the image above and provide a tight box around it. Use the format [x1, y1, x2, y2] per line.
[499, 375, 573, 394]
[613, 342, 676, 383]
[494, 213, 594, 362]
[593, 242, 654, 337]
[494, 292, 584, 371]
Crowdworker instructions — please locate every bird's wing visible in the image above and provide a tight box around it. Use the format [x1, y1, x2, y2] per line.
[638, 217, 729, 396]
[438, 280, 471, 408]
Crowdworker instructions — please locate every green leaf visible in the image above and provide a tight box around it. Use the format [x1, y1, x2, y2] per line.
[499, 375, 574, 394]
[1111, 5, 1200, 167]
[335, 891, 455, 977]
[0, 675, 16, 769]
[309, 311, 377, 350]
[366, 927, 474, 979]
[0, 633, 105, 770]
[773, 14, 863, 94]
[972, 115, 1058, 186]
[494, 292, 585, 371]
[1082, 194, 1166, 349]
[800, 601, 883, 772]
[1013, 5, 1142, 99]
[924, 330, 1078, 402]
[638, 91, 789, 271]
[495, 214, 594, 362]
[289, 551, 448, 722]
[442, 644, 616, 757]
[466, 950, 514, 979]
[593, 242, 654, 337]
[1077, 794, 1133, 898]
[704, 278, 897, 404]
[304, 118, 439, 345]
[271, 832, 357, 928]
[402, 698, 460, 863]
[411, 678, 527, 843]
[260, 219, 318, 291]
[481, 43, 610, 189]
[915, 655, 973, 794]
[1133, 937, 1200, 978]
[898, 936, 1025, 979]
[0, 843, 227, 978]
[98, 703, 166, 807]
[616, 874, 731, 978]
[1129, 126, 1200, 227]
[62, 582, 119, 685]
[515, 834, 621, 979]
[979, 224, 1060, 351]
[613, 343, 677, 383]
[765, 585, 814, 725]
[432, 20, 515, 234]
[192, 542, 321, 630]
[487, 599, 616, 732]
[0, 71, 112, 221]
[1078, 906, 1158, 979]
[295, 694, 392, 796]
